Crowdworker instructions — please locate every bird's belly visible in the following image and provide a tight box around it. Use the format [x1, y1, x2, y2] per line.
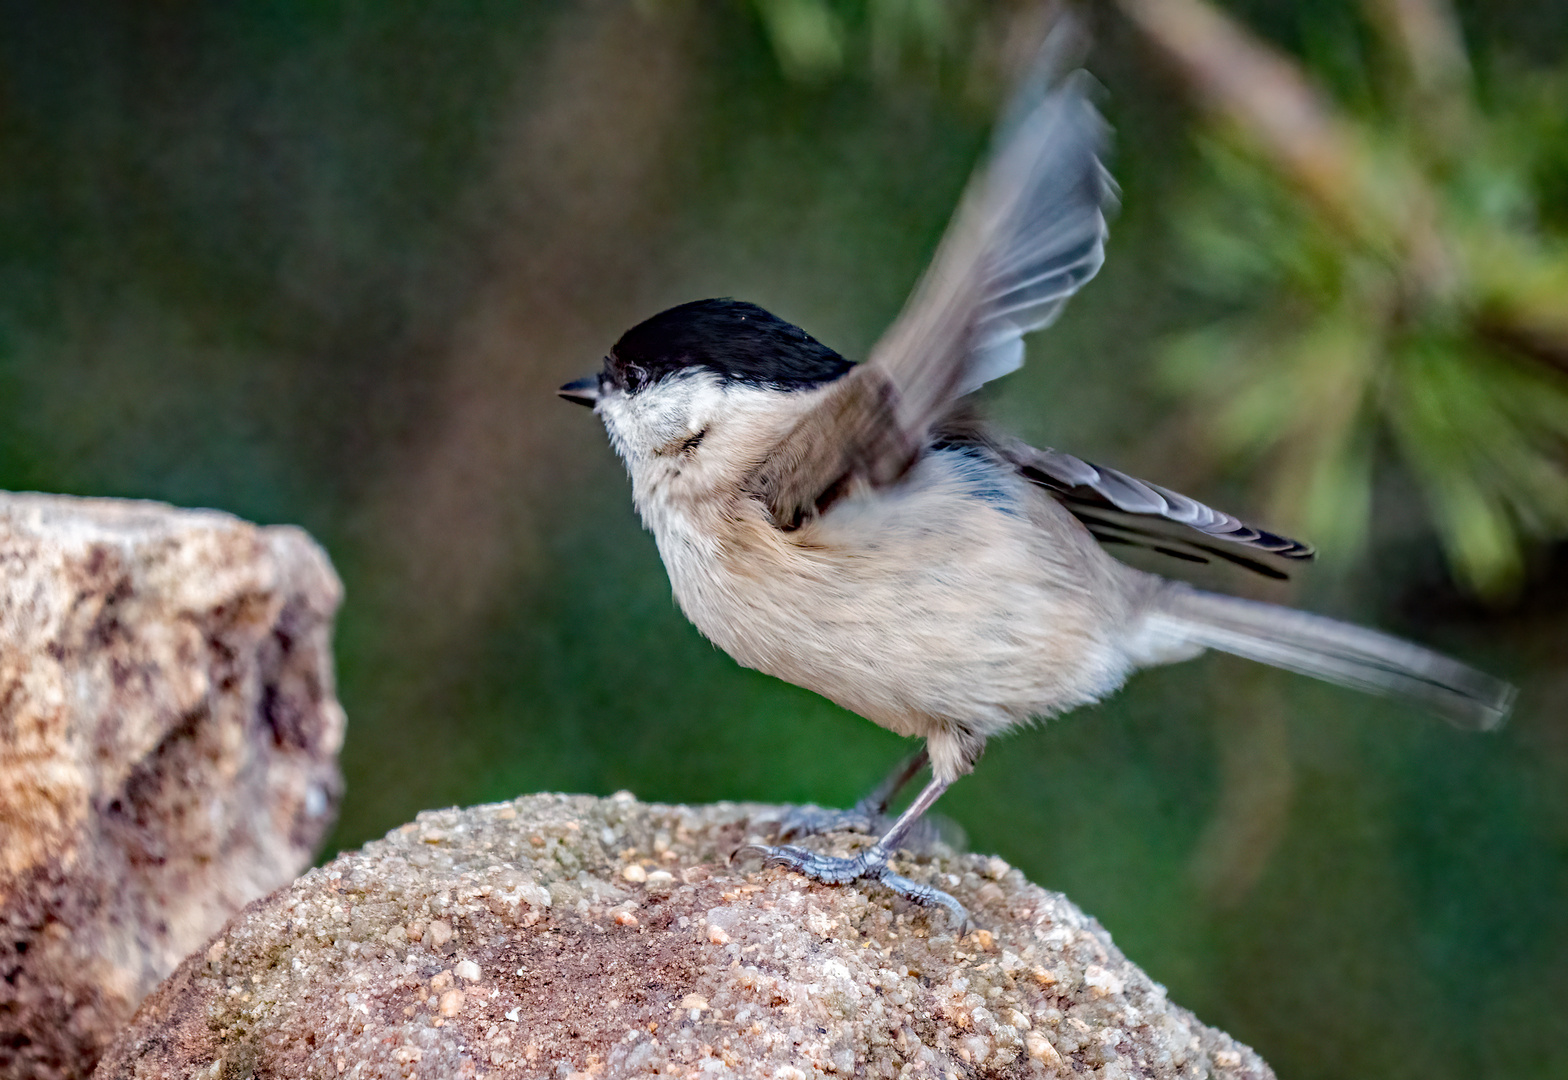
[655, 488, 1133, 737]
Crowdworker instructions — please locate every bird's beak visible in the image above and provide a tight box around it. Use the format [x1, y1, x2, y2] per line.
[558, 376, 600, 408]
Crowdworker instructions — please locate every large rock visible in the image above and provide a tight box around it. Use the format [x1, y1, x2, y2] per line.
[0, 493, 345, 1079]
[98, 794, 1271, 1080]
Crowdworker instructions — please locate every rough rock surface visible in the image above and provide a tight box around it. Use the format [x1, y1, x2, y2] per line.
[99, 793, 1272, 1080]
[0, 492, 346, 1079]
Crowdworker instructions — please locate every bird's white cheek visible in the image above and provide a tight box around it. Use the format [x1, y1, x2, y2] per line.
[596, 401, 647, 466]
[598, 417, 635, 466]
[601, 396, 680, 459]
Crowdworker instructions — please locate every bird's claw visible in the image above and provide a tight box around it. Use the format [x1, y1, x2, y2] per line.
[733, 842, 970, 929]
[876, 867, 972, 930]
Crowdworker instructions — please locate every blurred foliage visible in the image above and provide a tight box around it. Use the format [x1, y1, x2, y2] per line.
[745, 0, 1056, 91]
[1132, 0, 1568, 598]
[750, 0, 956, 80]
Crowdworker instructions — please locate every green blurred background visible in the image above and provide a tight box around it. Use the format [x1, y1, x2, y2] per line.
[2, 1, 1564, 1076]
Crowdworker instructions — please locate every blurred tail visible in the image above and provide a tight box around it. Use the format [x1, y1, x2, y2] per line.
[1143, 586, 1515, 731]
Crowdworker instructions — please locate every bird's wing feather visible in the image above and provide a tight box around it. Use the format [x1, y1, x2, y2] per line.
[747, 62, 1114, 527]
[996, 436, 1315, 579]
[873, 68, 1114, 417]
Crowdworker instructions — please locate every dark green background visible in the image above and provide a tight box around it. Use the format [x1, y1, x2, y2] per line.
[1, 2, 1563, 1077]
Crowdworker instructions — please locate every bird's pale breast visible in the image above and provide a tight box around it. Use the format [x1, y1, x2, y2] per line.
[647, 448, 1141, 746]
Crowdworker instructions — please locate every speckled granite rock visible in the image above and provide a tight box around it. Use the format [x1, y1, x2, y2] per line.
[98, 793, 1271, 1080]
[0, 493, 345, 1080]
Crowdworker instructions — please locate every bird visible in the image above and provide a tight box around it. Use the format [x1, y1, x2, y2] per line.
[557, 58, 1515, 924]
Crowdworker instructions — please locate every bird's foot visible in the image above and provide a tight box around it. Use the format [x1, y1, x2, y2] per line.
[773, 802, 882, 842]
[736, 842, 970, 929]
[772, 801, 944, 853]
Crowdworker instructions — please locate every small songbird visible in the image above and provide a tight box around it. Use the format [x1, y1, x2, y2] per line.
[558, 61, 1514, 922]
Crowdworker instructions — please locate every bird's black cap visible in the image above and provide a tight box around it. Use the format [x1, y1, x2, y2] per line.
[605, 299, 853, 393]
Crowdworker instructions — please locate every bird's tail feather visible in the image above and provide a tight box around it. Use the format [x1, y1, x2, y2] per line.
[1146, 586, 1515, 731]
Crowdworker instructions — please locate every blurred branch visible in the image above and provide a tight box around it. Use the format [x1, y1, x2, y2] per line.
[1122, 0, 1568, 598]
[1188, 663, 1294, 909]
[1117, 0, 1383, 244]
[355, 0, 700, 707]
[1365, 0, 1472, 103]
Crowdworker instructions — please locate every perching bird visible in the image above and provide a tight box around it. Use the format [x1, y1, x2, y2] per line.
[557, 60, 1514, 923]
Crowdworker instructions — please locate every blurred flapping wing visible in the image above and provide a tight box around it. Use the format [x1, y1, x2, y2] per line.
[748, 67, 1116, 527]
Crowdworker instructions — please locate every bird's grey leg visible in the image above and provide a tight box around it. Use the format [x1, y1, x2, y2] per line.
[740, 774, 968, 926]
[859, 747, 931, 817]
[775, 748, 930, 841]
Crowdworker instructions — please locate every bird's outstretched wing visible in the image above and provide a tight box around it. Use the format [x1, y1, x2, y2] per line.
[746, 57, 1116, 527]
[742, 40, 1314, 581]
[867, 65, 1115, 432]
